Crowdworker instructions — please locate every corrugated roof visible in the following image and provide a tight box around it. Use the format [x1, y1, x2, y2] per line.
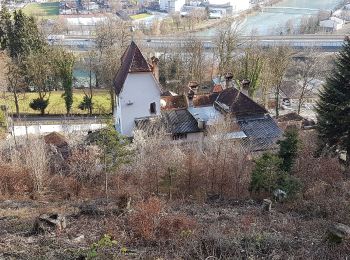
[215, 87, 267, 117]
[114, 41, 152, 95]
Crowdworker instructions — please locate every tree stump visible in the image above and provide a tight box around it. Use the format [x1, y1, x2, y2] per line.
[328, 223, 350, 243]
[32, 213, 66, 235]
[262, 199, 272, 212]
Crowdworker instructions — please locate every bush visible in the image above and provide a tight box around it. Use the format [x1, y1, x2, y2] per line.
[250, 153, 301, 198]
[250, 153, 282, 194]
[0, 164, 33, 196]
[78, 95, 93, 111]
[128, 197, 164, 241]
[278, 127, 299, 173]
[29, 98, 49, 114]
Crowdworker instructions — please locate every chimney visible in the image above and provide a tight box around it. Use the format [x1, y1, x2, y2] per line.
[197, 118, 205, 129]
[225, 72, 233, 89]
[151, 56, 159, 82]
[187, 89, 195, 107]
[241, 79, 251, 96]
[188, 81, 199, 94]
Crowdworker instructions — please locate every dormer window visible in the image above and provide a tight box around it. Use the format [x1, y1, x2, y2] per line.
[150, 102, 156, 114]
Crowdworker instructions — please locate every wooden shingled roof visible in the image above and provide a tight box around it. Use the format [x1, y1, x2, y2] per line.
[114, 41, 152, 95]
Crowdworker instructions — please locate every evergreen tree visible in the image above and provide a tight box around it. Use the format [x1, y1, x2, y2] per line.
[0, 6, 11, 50]
[53, 48, 75, 115]
[316, 37, 350, 164]
[277, 127, 299, 172]
[8, 10, 45, 59]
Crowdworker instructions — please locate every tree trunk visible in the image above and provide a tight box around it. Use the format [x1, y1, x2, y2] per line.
[13, 92, 19, 117]
[275, 86, 280, 118]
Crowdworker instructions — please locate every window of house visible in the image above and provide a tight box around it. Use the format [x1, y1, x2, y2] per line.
[150, 102, 156, 114]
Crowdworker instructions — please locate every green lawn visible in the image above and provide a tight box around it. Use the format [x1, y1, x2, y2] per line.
[1, 90, 111, 115]
[130, 13, 152, 20]
[22, 2, 59, 19]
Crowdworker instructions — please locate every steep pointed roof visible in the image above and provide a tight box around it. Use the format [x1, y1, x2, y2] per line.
[114, 41, 152, 95]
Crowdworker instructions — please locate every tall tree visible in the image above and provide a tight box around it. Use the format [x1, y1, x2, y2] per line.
[6, 58, 26, 117]
[185, 37, 206, 83]
[53, 48, 75, 115]
[233, 44, 265, 97]
[289, 48, 325, 115]
[316, 37, 350, 165]
[25, 48, 55, 115]
[94, 16, 131, 112]
[0, 6, 11, 50]
[9, 10, 45, 60]
[267, 46, 293, 117]
[214, 20, 240, 77]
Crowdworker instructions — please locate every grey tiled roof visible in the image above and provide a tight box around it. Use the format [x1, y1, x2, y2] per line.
[134, 109, 201, 135]
[161, 109, 201, 134]
[237, 115, 282, 151]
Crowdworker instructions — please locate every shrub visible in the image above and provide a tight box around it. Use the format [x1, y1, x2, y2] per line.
[78, 95, 93, 111]
[250, 153, 301, 198]
[278, 127, 299, 173]
[0, 164, 33, 196]
[29, 98, 49, 114]
[128, 197, 164, 241]
[250, 153, 282, 195]
[157, 213, 196, 240]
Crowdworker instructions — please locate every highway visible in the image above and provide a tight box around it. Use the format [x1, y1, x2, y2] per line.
[50, 34, 348, 52]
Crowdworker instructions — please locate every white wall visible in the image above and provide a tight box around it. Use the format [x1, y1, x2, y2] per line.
[116, 72, 160, 137]
[11, 123, 106, 136]
[208, 0, 249, 12]
[159, 0, 185, 12]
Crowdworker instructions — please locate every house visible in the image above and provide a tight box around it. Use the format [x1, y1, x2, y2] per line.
[206, 0, 249, 13]
[114, 41, 161, 137]
[159, 0, 186, 12]
[114, 41, 282, 151]
[59, 2, 78, 15]
[319, 17, 345, 32]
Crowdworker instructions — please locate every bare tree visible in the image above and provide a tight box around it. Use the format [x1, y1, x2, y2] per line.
[290, 49, 327, 114]
[184, 37, 207, 83]
[25, 48, 56, 115]
[6, 58, 26, 117]
[214, 20, 241, 77]
[232, 42, 266, 97]
[23, 137, 48, 193]
[266, 46, 293, 117]
[94, 16, 131, 112]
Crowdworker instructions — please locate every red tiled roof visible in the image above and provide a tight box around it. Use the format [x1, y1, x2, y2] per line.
[215, 87, 267, 117]
[114, 41, 152, 95]
[161, 95, 188, 110]
[193, 93, 220, 107]
[212, 84, 223, 93]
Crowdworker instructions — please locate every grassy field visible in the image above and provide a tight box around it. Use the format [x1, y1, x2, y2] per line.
[22, 1, 59, 19]
[130, 13, 152, 20]
[1, 90, 111, 115]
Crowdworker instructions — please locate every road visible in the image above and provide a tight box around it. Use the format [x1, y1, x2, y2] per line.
[52, 34, 347, 52]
